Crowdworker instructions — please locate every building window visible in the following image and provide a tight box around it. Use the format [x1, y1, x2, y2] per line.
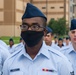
[60, 7, 64, 9]
[51, 7, 55, 9]
[42, 7, 46, 9]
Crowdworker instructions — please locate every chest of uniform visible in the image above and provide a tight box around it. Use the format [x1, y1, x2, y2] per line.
[9, 58, 58, 75]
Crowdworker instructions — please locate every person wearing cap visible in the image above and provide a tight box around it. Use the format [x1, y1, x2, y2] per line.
[57, 38, 64, 48]
[19, 37, 23, 43]
[44, 26, 53, 46]
[65, 36, 71, 46]
[3, 3, 74, 75]
[8, 38, 15, 54]
[44, 26, 60, 50]
[61, 19, 76, 74]
[63, 37, 66, 46]
[19, 37, 25, 45]
[54, 36, 58, 45]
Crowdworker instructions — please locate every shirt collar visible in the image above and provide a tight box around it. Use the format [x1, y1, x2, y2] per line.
[67, 44, 76, 54]
[37, 41, 50, 59]
[19, 41, 50, 59]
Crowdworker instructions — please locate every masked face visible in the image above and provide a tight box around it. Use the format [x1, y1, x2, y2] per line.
[21, 31, 44, 47]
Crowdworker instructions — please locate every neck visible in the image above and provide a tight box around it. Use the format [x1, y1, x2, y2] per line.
[48, 42, 52, 46]
[46, 42, 52, 46]
[58, 45, 63, 48]
[10, 45, 13, 47]
[25, 40, 43, 59]
[55, 41, 57, 44]
[66, 43, 69, 45]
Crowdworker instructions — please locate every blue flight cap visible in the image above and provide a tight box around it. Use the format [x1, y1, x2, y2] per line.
[54, 36, 57, 39]
[20, 37, 23, 41]
[58, 38, 63, 41]
[66, 37, 70, 40]
[22, 3, 47, 21]
[70, 19, 76, 30]
[46, 26, 52, 33]
[9, 38, 13, 42]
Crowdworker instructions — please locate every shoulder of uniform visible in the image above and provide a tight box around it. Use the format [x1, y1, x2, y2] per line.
[14, 43, 24, 50]
[47, 46, 67, 57]
[7, 43, 24, 60]
[61, 46, 70, 51]
[3, 48, 23, 68]
[47, 46, 72, 64]
[47, 46, 62, 55]
[15, 43, 24, 48]
[10, 49, 22, 59]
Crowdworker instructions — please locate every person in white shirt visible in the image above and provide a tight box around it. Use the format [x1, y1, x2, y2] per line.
[8, 38, 15, 54]
[44, 26, 60, 50]
[65, 36, 71, 46]
[54, 36, 58, 45]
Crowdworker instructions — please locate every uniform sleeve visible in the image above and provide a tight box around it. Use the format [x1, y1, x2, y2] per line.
[0, 54, 3, 75]
[0, 46, 10, 75]
[0, 47, 10, 63]
[2, 59, 9, 75]
[57, 59, 74, 75]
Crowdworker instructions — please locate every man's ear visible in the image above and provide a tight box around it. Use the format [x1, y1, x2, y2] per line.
[43, 28, 47, 36]
[68, 31, 71, 39]
[68, 31, 70, 37]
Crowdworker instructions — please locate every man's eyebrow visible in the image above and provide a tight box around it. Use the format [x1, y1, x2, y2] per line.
[22, 23, 39, 25]
[32, 23, 39, 25]
[22, 23, 28, 25]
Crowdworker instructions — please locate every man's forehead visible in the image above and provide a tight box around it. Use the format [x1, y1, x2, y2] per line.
[71, 29, 76, 31]
[22, 17, 42, 21]
[22, 17, 43, 23]
[70, 29, 76, 33]
[46, 33, 51, 35]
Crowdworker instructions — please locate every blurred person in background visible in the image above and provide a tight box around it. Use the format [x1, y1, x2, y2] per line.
[44, 26, 60, 50]
[8, 38, 15, 54]
[54, 36, 58, 45]
[19, 37, 23, 43]
[65, 36, 71, 46]
[63, 37, 66, 46]
[19, 37, 25, 44]
[58, 38, 64, 48]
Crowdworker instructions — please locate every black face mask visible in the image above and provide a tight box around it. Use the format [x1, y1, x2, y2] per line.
[21, 31, 44, 47]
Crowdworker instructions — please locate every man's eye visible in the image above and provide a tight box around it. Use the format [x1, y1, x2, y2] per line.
[47, 35, 50, 37]
[23, 25, 27, 28]
[71, 31, 75, 34]
[33, 25, 36, 28]
[32, 25, 39, 28]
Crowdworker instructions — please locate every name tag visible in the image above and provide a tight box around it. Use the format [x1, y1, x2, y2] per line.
[10, 68, 20, 72]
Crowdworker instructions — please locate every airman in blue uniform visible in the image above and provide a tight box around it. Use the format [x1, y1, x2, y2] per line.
[3, 3, 74, 75]
[44, 26, 60, 50]
[8, 38, 15, 54]
[61, 19, 76, 75]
